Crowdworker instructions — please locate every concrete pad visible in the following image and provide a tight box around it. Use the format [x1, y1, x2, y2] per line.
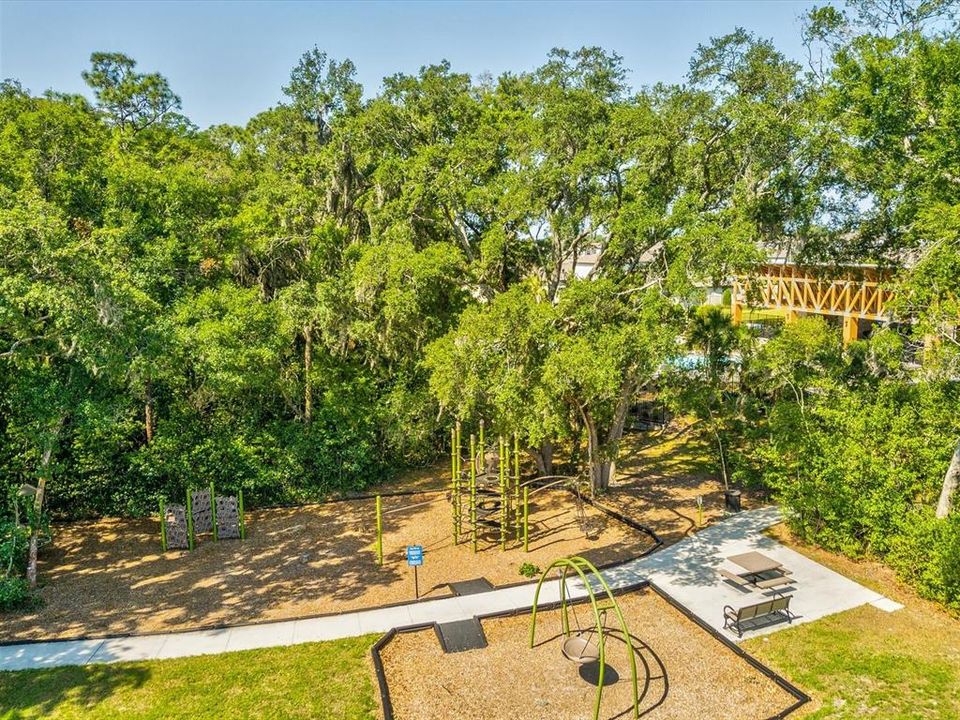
[225, 621, 296, 652]
[870, 597, 905, 613]
[88, 634, 168, 664]
[0, 639, 104, 671]
[153, 629, 229, 660]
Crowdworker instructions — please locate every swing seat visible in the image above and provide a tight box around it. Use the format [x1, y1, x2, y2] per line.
[562, 634, 600, 665]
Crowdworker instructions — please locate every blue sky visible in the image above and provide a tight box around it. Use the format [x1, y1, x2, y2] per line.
[1, 0, 818, 129]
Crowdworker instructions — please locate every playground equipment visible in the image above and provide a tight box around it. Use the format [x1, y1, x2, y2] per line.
[449, 419, 594, 553]
[160, 483, 245, 551]
[529, 556, 640, 720]
[449, 420, 522, 552]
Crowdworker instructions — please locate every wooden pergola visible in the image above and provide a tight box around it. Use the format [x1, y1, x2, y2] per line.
[732, 263, 896, 344]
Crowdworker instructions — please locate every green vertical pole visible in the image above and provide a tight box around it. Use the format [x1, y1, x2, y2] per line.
[238, 490, 245, 540]
[455, 421, 462, 541]
[468, 433, 477, 534]
[210, 482, 218, 542]
[499, 435, 506, 551]
[478, 420, 485, 475]
[186, 490, 194, 551]
[470, 433, 477, 553]
[451, 427, 458, 544]
[523, 487, 529, 552]
[376, 495, 383, 566]
[159, 498, 167, 552]
[513, 433, 520, 538]
[455, 422, 462, 479]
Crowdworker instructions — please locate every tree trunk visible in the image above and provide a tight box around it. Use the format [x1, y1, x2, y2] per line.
[144, 381, 154, 444]
[529, 440, 555, 477]
[304, 325, 313, 424]
[936, 440, 960, 519]
[582, 409, 607, 493]
[27, 430, 59, 589]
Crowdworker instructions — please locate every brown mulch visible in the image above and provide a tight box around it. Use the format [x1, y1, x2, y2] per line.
[603, 426, 767, 545]
[5, 489, 655, 642]
[379, 588, 798, 720]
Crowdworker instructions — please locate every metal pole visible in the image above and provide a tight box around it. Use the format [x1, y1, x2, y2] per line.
[238, 489, 245, 540]
[478, 419, 485, 473]
[470, 433, 477, 553]
[500, 435, 507, 550]
[523, 487, 529, 552]
[210, 482, 217, 542]
[186, 490, 194, 551]
[450, 427, 457, 543]
[376, 495, 383, 566]
[514, 433, 520, 538]
[159, 498, 167, 552]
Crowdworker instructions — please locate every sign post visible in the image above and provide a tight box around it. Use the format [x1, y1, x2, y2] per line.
[406, 544, 423, 599]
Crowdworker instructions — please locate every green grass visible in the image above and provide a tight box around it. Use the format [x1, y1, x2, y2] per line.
[743, 604, 960, 719]
[0, 635, 379, 720]
[743, 529, 960, 719]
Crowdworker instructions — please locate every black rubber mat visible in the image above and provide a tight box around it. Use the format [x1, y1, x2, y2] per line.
[435, 618, 488, 653]
[449, 577, 495, 596]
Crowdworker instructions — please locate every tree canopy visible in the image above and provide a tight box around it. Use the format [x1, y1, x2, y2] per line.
[2, 1, 960, 607]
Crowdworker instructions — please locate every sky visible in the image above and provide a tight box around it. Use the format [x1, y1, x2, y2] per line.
[0, 0, 819, 129]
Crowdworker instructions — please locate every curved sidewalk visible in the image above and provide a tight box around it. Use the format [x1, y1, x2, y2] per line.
[0, 506, 899, 671]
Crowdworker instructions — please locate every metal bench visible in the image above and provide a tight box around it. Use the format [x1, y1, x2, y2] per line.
[723, 595, 794, 637]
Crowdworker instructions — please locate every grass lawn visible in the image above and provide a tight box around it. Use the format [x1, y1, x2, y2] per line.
[743, 527, 960, 719]
[0, 634, 378, 720]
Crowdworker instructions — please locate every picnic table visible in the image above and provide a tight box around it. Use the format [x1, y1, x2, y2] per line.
[721, 551, 795, 590]
[727, 551, 782, 578]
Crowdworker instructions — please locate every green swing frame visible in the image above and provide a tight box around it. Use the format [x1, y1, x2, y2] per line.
[529, 556, 640, 720]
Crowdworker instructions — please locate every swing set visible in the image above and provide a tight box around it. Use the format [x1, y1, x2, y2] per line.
[530, 556, 640, 720]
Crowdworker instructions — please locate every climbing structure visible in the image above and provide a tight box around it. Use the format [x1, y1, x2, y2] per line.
[529, 556, 640, 720]
[159, 484, 245, 551]
[450, 420, 522, 552]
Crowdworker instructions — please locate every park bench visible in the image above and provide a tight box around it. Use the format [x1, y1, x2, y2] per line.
[723, 595, 794, 637]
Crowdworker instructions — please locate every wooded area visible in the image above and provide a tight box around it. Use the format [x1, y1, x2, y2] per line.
[1, 1, 959, 610]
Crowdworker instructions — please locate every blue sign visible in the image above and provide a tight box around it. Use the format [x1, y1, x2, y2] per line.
[406, 545, 424, 567]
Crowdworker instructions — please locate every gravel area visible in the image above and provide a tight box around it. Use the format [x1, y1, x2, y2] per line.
[379, 588, 798, 720]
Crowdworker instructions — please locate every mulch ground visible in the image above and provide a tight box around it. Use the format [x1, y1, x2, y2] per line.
[4, 488, 656, 642]
[603, 425, 766, 545]
[378, 588, 798, 720]
[5, 425, 753, 643]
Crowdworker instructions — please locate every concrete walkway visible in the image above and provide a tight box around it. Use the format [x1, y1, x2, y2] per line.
[0, 506, 900, 671]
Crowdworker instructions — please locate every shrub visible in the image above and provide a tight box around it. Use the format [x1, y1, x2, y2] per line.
[519, 562, 541, 578]
[0, 576, 38, 612]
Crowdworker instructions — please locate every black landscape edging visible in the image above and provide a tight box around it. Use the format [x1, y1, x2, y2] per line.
[579, 492, 664, 553]
[371, 579, 810, 720]
[370, 579, 651, 720]
[647, 581, 810, 720]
